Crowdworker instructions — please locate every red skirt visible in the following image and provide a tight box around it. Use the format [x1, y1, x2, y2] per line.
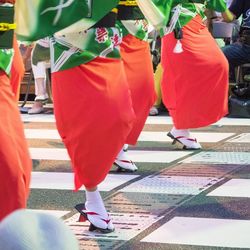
[120, 34, 156, 144]
[10, 36, 25, 102]
[161, 15, 229, 129]
[0, 71, 31, 221]
[52, 57, 135, 190]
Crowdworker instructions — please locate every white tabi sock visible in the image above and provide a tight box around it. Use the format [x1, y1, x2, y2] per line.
[85, 189, 114, 230]
[171, 127, 190, 138]
[85, 189, 107, 218]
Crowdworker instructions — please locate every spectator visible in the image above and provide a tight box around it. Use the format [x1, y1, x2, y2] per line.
[149, 63, 163, 116]
[28, 38, 50, 114]
[222, 0, 250, 82]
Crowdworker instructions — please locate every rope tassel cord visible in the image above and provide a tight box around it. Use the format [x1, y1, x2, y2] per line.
[174, 39, 183, 53]
[173, 27, 183, 53]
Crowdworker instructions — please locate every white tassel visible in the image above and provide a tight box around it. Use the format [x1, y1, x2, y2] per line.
[173, 40, 183, 53]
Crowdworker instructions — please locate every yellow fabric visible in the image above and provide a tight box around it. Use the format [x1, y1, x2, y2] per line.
[111, 8, 118, 13]
[0, 22, 16, 31]
[153, 63, 163, 107]
[119, 0, 137, 6]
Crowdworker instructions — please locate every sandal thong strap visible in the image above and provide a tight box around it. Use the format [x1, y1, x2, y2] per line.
[175, 136, 197, 142]
[167, 132, 201, 150]
[115, 159, 133, 164]
[75, 203, 114, 233]
[114, 158, 137, 172]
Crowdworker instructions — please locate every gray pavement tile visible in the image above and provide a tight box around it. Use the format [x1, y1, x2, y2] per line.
[174, 194, 250, 220]
[160, 163, 244, 178]
[105, 192, 190, 216]
[215, 142, 250, 152]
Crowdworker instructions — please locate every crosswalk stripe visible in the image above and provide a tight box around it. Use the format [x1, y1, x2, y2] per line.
[29, 148, 193, 163]
[28, 209, 70, 218]
[141, 217, 250, 248]
[22, 114, 250, 126]
[25, 129, 60, 139]
[25, 129, 235, 142]
[146, 116, 250, 126]
[139, 131, 235, 142]
[207, 179, 250, 198]
[22, 114, 55, 123]
[181, 151, 250, 164]
[227, 133, 250, 143]
[31, 172, 139, 191]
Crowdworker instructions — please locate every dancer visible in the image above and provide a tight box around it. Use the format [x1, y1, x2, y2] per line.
[114, 0, 156, 171]
[0, 0, 31, 221]
[138, 0, 229, 149]
[16, 1, 135, 233]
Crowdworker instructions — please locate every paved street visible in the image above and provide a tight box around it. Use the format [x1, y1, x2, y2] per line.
[22, 111, 250, 250]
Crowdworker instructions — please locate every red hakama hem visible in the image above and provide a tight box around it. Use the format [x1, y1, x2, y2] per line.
[0, 71, 31, 221]
[10, 36, 25, 102]
[120, 34, 156, 144]
[161, 15, 229, 129]
[52, 57, 135, 190]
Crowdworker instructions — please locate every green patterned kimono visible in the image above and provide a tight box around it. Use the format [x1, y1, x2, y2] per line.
[15, 0, 120, 72]
[0, 49, 13, 75]
[136, 0, 227, 36]
[116, 19, 149, 41]
[0, 4, 14, 75]
[115, 1, 150, 41]
[50, 26, 122, 72]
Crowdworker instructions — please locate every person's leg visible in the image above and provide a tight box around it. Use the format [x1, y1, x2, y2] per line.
[0, 71, 32, 221]
[120, 35, 156, 145]
[161, 16, 228, 149]
[222, 43, 250, 81]
[115, 34, 156, 171]
[149, 63, 163, 116]
[28, 61, 48, 114]
[81, 187, 114, 232]
[114, 146, 137, 172]
[52, 58, 135, 231]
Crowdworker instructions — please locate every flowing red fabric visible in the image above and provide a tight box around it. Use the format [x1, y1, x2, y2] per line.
[10, 36, 25, 102]
[52, 57, 135, 190]
[161, 15, 229, 129]
[120, 34, 156, 145]
[0, 71, 31, 221]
